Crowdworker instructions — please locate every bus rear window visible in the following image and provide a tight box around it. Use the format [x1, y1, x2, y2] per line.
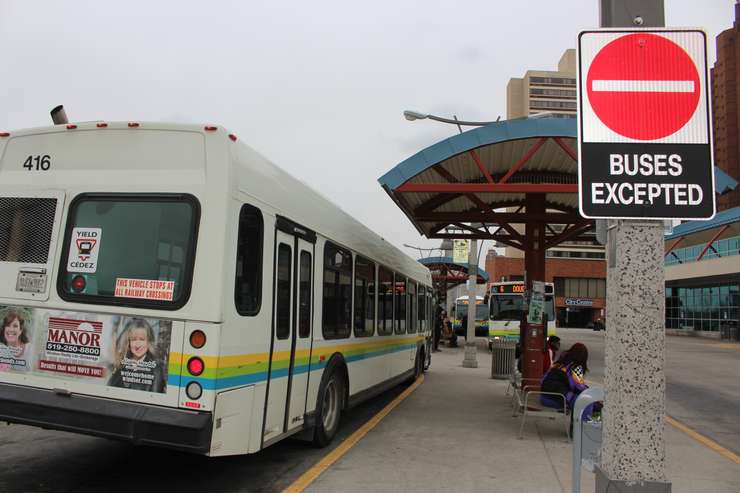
[58, 194, 199, 309]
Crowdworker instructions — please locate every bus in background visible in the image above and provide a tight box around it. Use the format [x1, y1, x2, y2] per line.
[452, 295, 489, 337]
[487, 281, 556, 344]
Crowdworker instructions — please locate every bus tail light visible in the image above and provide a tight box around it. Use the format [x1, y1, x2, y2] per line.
[187, 357, 204, 376]
[185, 381, 202, 400]
[189, 330, 206, 349]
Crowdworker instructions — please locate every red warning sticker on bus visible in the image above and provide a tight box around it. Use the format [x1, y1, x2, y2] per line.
[114, 278, 175, 301]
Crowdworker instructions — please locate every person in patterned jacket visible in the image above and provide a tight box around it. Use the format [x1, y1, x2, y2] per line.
[540, 342, 589, 412]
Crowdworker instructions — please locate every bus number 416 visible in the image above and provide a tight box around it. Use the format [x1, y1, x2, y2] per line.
[23, 155, 51, 171]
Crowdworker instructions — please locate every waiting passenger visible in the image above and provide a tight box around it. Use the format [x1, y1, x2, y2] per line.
[542, 335, 561, 373]
[540, 342, 589, 413]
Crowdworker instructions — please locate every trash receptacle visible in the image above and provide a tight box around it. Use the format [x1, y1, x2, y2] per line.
[490, 339, 516, 379]
[721, 324, 730, 340]
[720, 323, 739, 341]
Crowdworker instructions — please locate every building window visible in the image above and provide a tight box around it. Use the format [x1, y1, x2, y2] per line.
[564, 278, 606, 298]
[529, 76, 577, 86]
[322, 242, 352, 339]
[665, 235, 740, 266]
[665, 281, 739, 332]
[530, 99, 577, 110]
[529, 88, 577, 98]
[378, 267, 394, 335]
[354, 255, 376, 337]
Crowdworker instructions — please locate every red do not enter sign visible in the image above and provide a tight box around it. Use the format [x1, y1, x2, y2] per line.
[586, 33, 700, 141]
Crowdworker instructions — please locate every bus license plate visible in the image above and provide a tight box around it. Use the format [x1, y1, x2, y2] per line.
[16, 272, 47, 293]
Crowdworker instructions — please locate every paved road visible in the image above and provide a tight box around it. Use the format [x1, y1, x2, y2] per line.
[0, 383, 407, 493]
[2, 331, 737, 492]
[557, 328, 740, 456]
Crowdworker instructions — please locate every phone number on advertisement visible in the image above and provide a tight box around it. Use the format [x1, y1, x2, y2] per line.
[45, 343, 101, 356]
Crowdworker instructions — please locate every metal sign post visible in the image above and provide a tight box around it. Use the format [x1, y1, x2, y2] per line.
[576, 1, 710, 490]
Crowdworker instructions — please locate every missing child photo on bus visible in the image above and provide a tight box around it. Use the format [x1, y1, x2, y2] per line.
[0, 306, 34, 372]
[107, 317, 172, 393]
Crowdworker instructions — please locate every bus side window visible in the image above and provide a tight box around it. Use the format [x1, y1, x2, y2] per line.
[378, 266, 394, 335]
[234, 204, 264, 316]
[322, 242, 352, 340]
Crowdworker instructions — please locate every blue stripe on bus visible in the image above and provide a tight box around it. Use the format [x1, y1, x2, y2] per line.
[169, 341, 419, 390]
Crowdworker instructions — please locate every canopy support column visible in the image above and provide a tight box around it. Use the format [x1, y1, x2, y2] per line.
[521, 193, 547, 388]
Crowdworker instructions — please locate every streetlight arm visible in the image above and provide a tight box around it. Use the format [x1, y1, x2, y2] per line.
[403, 109, 501, 127]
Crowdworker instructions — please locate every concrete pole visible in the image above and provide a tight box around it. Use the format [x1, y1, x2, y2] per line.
[462, 238, 478, 368]
[597, 1, 670, 490]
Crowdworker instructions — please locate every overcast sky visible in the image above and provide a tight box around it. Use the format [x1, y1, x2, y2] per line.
[0, 1, 732, 264]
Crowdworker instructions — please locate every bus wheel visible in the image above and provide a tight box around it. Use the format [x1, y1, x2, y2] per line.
[408, 348, 423, 382]
[415, 348, 424, 378]
[313, 368, 343, 447]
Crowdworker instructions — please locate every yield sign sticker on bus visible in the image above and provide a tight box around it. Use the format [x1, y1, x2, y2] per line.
[577, 29, 715, 220]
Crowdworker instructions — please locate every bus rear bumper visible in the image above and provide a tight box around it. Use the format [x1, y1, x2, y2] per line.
[0, 382, 213, 454]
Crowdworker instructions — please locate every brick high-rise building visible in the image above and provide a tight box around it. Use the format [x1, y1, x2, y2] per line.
[711, 1, 740, 211]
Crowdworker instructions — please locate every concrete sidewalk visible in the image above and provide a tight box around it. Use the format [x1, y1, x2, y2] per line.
[306, 344, 740, 493]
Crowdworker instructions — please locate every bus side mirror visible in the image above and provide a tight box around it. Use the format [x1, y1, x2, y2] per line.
[483, 294, 489, 304]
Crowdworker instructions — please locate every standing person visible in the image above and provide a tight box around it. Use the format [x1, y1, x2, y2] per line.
[433, 309, 444, 352]
[542, 335, 561, 373]
[540, 342, 589, 413]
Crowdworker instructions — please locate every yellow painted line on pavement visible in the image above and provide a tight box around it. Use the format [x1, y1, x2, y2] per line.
[282, 374, 425, 493]
[711, 343, 740, 350]
[665, 416, 740, 465]
[586, 378, 740, 465]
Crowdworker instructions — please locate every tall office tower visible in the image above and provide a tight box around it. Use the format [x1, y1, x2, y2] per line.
[711, 2, 740, 211]
[506, 49, 577, 119]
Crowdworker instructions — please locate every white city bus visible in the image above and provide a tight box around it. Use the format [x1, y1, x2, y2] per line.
[487, 281, 556, 340]
[0, 121, 433, 456]
[451, 295, 489, 337]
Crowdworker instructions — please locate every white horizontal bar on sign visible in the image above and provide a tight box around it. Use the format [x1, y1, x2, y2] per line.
[591, 80, 695, 93]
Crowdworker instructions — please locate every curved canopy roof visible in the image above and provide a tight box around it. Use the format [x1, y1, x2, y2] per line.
[379, 117, 589, 250]
[418, 256, 490, 285]
[665, 204, 740, 251]
[380, 116, 737, 251]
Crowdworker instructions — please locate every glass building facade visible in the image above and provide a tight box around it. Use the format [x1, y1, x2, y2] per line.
[665, 280, 740, 331]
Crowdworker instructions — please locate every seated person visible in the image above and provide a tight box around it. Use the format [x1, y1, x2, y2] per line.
[540, 342, 589, 413]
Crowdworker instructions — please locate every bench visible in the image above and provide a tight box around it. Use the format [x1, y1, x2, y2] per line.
[511, 382, 570, 440]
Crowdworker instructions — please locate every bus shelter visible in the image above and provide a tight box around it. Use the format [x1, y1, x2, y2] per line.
[379, 116, 590, 385]
[418, 255, 490, 305]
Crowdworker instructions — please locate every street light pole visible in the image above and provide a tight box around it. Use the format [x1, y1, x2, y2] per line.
[403, 111, 490, 369]
[462, 239, 479, 368]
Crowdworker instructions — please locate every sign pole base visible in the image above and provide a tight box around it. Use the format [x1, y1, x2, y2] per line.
[595, 465, 671, 492]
